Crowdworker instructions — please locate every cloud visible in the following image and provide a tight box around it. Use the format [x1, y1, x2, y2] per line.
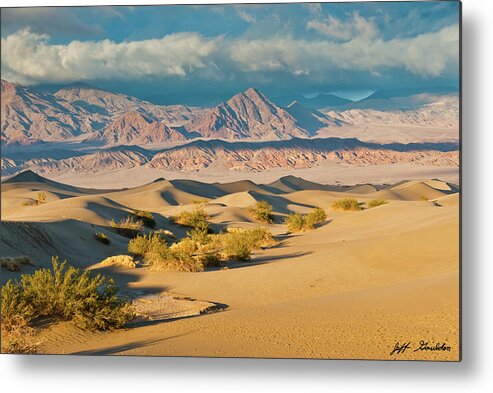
[237, 10, 257, 24]
[302, 4, 322, 14]
[1, 24, 459, 86]
[307, 12, 379, 41]
[229, 24, 458, 78]
[1, 30, 220, 84]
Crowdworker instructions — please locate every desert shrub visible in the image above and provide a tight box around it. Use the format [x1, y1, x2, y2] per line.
[111, 216, 144, 238]
[100, 255, 137, 269]
[285, 208, 327, 232]
[134, 236, 203, 272]
[367, 199, 388, 208]
[132, 210, 156, 228]
[171, 207, 212, 232]
[149, 242, 204, 272]
[285, 213, 305, 232]
[304, 207, 327, 229]
[94, 232, 110, 245]
[223, 239, 251, 261]
[1, 257, 133, 336]
[331, 198, 362, 211]
[226, 227, 276, 249]
[1, 256, 35, 272]
[188, 226, 211, 245]
[216, 227, 277, 262]
[419, 195, 429, 201]
[195, 242, 222, 267]
[21, 200, 36, 207]
[170, 238, 198, 257]
[154, 229, 176, 241]
[1, 314, 40, 354]
[1, 280, 40, 353]
[249, 201, 274, 224]
[221, 232, 252, 261]
[128, 233, 167, 258]
[36, 191, 47, 205]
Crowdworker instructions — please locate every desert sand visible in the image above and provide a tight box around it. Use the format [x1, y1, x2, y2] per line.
[0, 171, 459, 360]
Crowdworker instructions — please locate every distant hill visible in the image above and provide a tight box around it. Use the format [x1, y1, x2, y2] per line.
[186, 88, 310, 140]
[3, 138, 459, 178]
[285, 101, 343, 134]
[363, 86, 458, 101]
[273, 93, 352, 109]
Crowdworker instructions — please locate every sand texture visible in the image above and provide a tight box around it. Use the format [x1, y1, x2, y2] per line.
[0, 172, 459, 360]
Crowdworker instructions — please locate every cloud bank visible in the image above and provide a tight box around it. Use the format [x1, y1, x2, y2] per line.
[1, 23, 459, 86]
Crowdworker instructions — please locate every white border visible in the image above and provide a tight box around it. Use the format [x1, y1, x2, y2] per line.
[2, 1, 492, 392]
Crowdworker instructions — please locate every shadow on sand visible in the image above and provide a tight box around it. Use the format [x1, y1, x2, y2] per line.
[72, 332, 194, 355]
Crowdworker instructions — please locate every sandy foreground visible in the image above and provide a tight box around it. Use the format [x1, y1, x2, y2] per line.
[0, 172, 459, 360]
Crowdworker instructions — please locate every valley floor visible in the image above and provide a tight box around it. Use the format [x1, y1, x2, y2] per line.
[44, 162, 458, 190]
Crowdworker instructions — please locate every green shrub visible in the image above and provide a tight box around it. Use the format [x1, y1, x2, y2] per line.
[331, 198, 362, 211]
[128, 233, 166, 257]
[219, 228, 275, 262]
[1, 258, 133, 342]
[367, 199, 388, 208]
[94, 232, 110, 245]
[111, 216, 144, 238]
[171, 237, 198, 256]
[171, 207, 212, 233]
[249, 201, 274, 224]
[226, 227, 276, 249]
[149, 240, 204, 272]
[284, 213, 305, 232]
[285, 208, 327, 232]
[133, 210, 156, 228]
[134, 236, 204, 272]
[195, 242, 222, 267]
[1, 256, 35, 272]
[304, 207, 327, 229]
[1, 314, 40, 354]
[1, 280, 40, 353]
[222, 232, 251, 261]
[188, 226, 211, 245]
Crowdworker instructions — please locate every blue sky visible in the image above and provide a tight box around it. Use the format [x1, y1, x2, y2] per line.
[1, 2, 460, 104]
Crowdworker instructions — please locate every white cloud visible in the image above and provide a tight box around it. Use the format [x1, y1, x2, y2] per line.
[229, 24, 458, 78]
[237, 10, 257, 24]
[1, 24, 459, 86]
[307, 12, 379, 41]
[1, 29, 219, 84]
[302, 4, 322, 14]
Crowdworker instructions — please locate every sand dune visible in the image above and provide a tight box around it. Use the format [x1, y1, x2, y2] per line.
[435, 193, 460, 207]
[266, 175, 331, 193]
[1, 171, 459, 360]
[347, 184, 379, 194]
[372, 180, 451, 201]
[213, 191, 259, 208]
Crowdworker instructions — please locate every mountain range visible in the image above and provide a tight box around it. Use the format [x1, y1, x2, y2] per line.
[1, 80, 342, 147]
[1, 138, 459, 178]
[1, 79, 459, 180]
[2, 79, 459, 148]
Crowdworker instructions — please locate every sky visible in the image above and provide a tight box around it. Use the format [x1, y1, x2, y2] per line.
[1, 2, 460, 105]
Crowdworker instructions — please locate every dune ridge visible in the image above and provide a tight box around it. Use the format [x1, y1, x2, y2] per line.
[1, 171, 459, 360]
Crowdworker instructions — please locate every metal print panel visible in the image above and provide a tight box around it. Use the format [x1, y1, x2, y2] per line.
[0, 1, 461, 361]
